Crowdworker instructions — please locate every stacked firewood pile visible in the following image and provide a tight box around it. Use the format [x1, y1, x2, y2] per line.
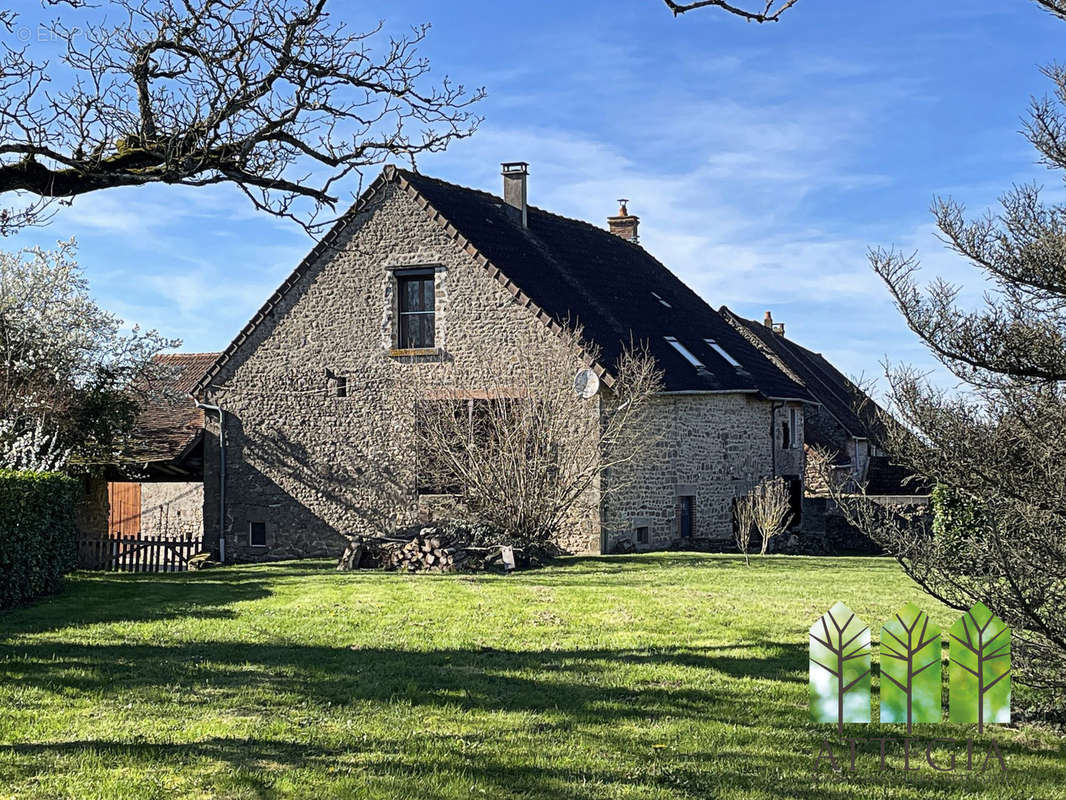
[384, 533, 471, 572]
[336, 527, 517, 573]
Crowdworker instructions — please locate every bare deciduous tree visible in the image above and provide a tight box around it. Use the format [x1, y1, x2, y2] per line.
[733, 489, 755, 565]
[0, 0, 483, 234]
[750, 476, 792, 555]
[408, 337, 663, 554]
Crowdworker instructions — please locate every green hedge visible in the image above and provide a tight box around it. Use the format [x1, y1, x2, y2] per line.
[0, 470, 79, 609]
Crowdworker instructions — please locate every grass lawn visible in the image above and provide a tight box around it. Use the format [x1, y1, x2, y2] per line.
[0, 554, 1063, 799]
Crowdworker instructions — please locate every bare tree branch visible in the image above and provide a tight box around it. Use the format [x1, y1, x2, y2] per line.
[662, 0, 800, 22]
[0, 0, 483, 234]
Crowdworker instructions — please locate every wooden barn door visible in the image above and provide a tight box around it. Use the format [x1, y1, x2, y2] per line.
[107, 482, 142, 538]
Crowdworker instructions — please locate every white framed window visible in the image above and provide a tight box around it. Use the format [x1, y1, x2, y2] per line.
[664, 336, 704, 368]
[249, 521, 267, 547]
[704, 338, 741, 368]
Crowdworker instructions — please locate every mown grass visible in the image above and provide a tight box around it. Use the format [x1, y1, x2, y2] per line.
[0, 554, 1063, 799]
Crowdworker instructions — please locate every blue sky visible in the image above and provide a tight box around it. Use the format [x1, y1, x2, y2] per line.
[7, 0, 1066, 394]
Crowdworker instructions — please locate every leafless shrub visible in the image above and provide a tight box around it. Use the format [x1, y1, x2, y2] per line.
[406, 335, 663, 553]
[733, 490, 755, 565]
[750, 476, 792, 555]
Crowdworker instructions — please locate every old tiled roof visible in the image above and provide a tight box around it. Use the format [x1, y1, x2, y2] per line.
[124, 353, 219, 464]
[720, 307, 887, 442]
[195, 166, 814, 400]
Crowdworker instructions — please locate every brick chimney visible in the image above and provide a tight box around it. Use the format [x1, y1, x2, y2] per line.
[608, 199, 639, 244]
[764, 311, 785, 335]
[501, 162, 528, 228]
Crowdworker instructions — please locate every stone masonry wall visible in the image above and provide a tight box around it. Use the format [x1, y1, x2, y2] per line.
[603, 395, 803, 552]
[140, 482, 204, 539]
[202, 180, 598, 562]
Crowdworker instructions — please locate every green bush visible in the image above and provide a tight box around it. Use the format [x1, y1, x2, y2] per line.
[930, 484, 996, 575]
[0, 470, 79, 609]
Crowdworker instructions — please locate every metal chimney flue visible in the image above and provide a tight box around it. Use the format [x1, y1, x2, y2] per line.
[501, 162, 529, 228]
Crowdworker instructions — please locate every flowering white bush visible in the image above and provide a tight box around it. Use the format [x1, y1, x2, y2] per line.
[0, 417, 69, 472]
[0, 241, 178, 464]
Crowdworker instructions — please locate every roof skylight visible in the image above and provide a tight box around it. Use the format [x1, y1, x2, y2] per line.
[651, 291, 672, 308]
[664, 336, 704, 368]
[705, 339, 742, 368]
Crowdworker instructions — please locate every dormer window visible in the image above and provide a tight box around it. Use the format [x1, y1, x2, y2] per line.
[664, 336, 704, 368]
[397, 270, 435, 349]
[704, 339, 741, 368]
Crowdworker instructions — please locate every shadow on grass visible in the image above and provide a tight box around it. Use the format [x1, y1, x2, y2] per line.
[0, 729, 1042, 800]
[0, 561, 1057, 799]
[0, 638, 805, 723]
[0, 567, 275, 639]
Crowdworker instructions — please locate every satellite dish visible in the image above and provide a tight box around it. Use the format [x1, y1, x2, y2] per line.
[573, 367, 600, 399]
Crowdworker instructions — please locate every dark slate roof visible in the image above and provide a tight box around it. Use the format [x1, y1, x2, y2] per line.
[720, 307, 887, 441]
[864, 456, 931, 496]
[124, 353, 218, 465]
[396, 169, 813, 398]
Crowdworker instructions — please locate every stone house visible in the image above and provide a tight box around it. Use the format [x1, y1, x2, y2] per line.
[718, 307, 924, 496]
[716, 308, 927, 552]
[123, 163, 835, 561]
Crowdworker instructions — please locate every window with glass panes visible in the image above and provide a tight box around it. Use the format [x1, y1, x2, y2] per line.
[397, 271, 435, 349]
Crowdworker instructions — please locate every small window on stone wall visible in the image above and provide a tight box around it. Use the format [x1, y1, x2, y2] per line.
[397, 271, 435, 349]
[249, 521, 267, 547]
[635, 526, 649, 545]
[334, 376, 348, 398]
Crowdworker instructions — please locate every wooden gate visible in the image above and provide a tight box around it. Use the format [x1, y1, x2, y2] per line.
[77, 531, 205, 572]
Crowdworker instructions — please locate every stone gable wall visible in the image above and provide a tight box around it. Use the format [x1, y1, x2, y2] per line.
[202, 181, 598, 561]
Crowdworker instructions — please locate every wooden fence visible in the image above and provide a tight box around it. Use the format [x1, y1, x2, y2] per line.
[77, 532, 205, 572]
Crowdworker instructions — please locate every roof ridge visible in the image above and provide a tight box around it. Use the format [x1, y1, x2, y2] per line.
[393, 167, 650, 243]
[724, 308, 885, 439]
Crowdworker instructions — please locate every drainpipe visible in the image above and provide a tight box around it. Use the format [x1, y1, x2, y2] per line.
[770, 401, 784, 475]
[194, 400, 226, 564]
